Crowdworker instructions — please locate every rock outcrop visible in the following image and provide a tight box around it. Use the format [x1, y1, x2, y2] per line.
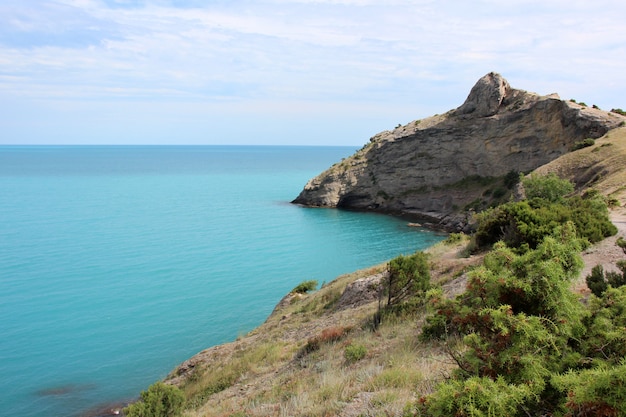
[292, 72, 626, 231]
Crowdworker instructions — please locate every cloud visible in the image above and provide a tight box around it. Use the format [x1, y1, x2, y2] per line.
[1, 0, 625, 144]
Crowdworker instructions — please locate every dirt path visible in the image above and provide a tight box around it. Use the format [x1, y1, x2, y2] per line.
[576, 207, 626, 294]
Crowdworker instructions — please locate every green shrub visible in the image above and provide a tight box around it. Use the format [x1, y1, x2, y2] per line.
[571, 138, 595, 151]
[473, 178, 615, 251]
[606, 269, 626, 288]
[344, 343, 367, 363]
[443, 233, 464, 244]
[492, 187, 507, 198]
[580, 286, 626, 364]
[586, 264, 608, 297]
[554, 362, 626, 417]
[503, 170, 521, 190]
[522, 173, 574, 203]
[291, 280, 318, 294]
[611, 108, 626, 116]
[417, 377, 539, 417]
[617, 237, 626, 254]
[386, 252, 430, 307]
[124, 382, 185, 417]
[417, 228, 587, 416]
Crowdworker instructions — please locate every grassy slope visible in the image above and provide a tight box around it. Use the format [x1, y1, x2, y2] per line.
[165, 240, 480, 417]
[166, 127, 626, 417]
[534, 126, 626, 204]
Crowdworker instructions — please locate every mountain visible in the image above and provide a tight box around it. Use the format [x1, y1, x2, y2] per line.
[292, 72, 625, 231]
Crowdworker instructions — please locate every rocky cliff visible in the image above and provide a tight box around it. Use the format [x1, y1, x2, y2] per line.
[292, 72, 625, 230]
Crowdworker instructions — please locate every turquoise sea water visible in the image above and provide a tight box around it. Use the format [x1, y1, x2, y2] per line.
[0, 146, 445, 417]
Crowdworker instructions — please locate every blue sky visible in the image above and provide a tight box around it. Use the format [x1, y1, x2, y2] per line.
[1, 0, 625, 145]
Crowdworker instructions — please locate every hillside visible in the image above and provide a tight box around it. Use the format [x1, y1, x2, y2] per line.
[164, 239, 483, 417]
[292, 72, 625, 231]
[152, 125, 626, 417]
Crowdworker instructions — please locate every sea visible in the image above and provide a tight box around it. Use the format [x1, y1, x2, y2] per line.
[0, 145, 445, 417]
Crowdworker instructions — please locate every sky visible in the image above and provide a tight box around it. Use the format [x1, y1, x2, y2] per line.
[1, 1, 625, 146]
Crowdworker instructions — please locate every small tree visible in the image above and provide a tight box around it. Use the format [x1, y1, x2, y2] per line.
[587, 264, 608, 297]
[124, 382, 185, 417]
[386, 252, 430, 307]
[586, 261, 626, 297]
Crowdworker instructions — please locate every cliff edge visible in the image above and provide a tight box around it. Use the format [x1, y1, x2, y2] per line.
[292, 72, 625, 230]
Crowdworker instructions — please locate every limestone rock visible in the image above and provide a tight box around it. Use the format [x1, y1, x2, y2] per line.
[292, 72, 626, 230]
[334, 273, 385, 311]
[456, 72, 510, 117]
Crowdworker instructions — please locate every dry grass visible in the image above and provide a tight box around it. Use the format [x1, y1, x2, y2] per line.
[534, 126, 626, 205]
[168, 241, 467, 417]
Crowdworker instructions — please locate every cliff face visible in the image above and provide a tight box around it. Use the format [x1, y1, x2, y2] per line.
[292, 72, 625, 230]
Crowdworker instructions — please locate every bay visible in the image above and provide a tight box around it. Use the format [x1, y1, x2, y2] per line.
[0, 146, 445, 417]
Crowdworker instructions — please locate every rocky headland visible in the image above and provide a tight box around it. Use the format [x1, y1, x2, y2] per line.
[292, 72, 625, 231]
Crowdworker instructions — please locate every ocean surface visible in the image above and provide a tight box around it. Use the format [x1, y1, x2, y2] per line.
[0, 146, 445, 417]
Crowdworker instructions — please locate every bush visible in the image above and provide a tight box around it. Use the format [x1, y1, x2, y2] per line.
[587, 264, 608, 297]
[611, 108, 626, 116]
[344, 343, 367, 363]
[504, 170, 521, 189]
[417, 229, 587, 416]
[617, 237, 626, 254]
[585, 260, 626, 297]
[291, 280, 318, 294]
[386, 252, 430, 306]
[492, 187, 507, 198]
[473, 179, 615, 251]
[443, 233, 464, 244]
[571, 138, 595, 151]
[124, 382, 185, 417]
[554, 362, 626, 417]
[522, 173, 574, 203]
[298, 326, 349, 357]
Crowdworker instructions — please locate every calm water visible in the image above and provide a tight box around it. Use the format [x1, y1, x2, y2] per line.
[0, 146, 445, 417]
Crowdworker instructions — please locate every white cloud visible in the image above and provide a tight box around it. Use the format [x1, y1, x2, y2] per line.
[1, 0, 626, 144]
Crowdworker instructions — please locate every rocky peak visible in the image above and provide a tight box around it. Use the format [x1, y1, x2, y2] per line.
[455, 72, 512, 117]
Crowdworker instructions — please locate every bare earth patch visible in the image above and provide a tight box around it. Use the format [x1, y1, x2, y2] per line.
[576, 208, 626, 295]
